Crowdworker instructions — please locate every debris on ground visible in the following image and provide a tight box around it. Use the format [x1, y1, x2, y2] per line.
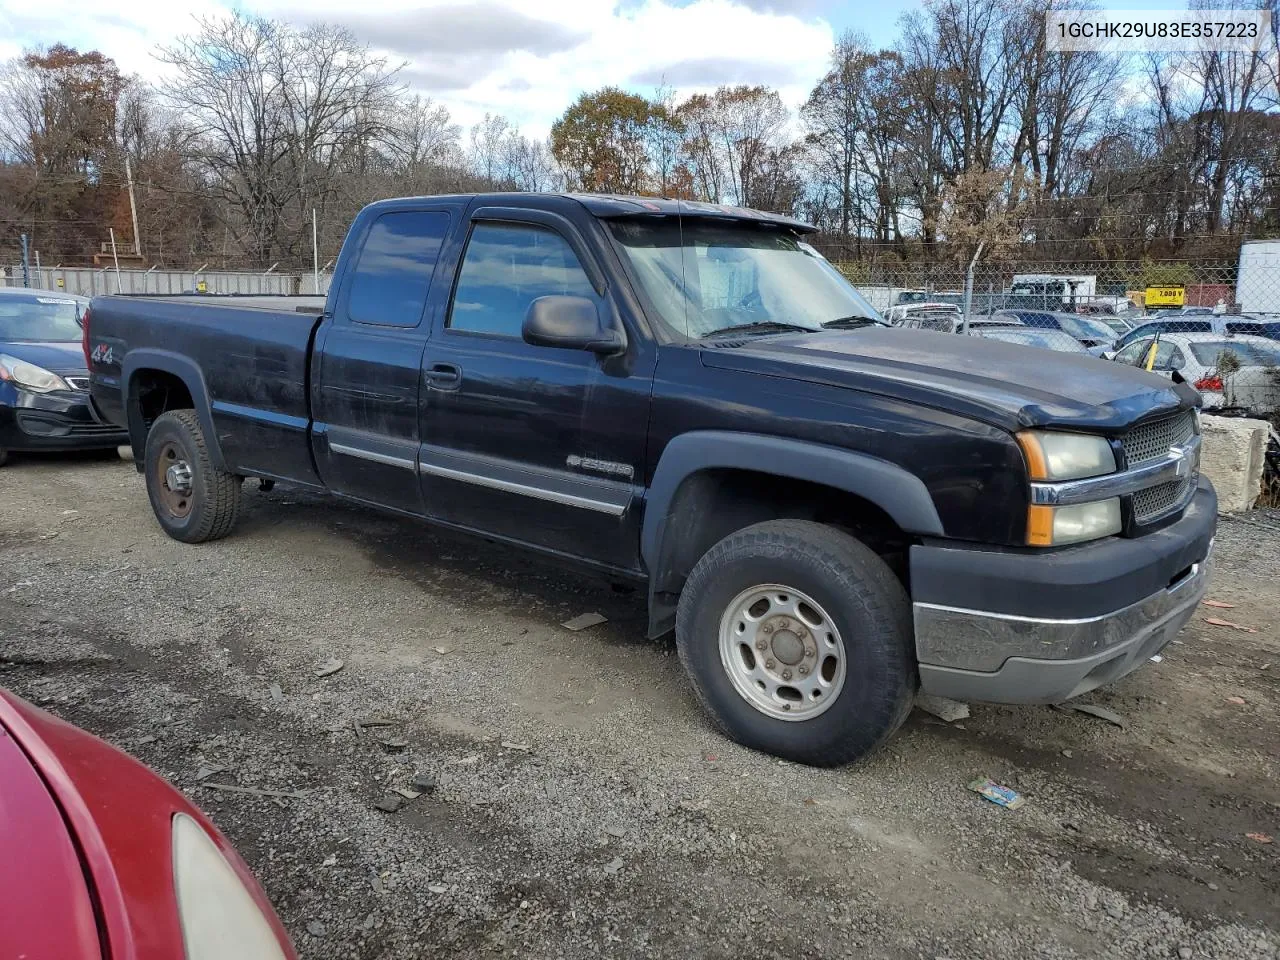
[969, 778, 1026, 810]
[427, 883, 449, 894]
[1246, 832, 1274, 844]
[603, 857, 624, 875]
[916, 694, 970, 722]
[1061, 749, 1074, 758]
[392, 786, 423, 801]
[314, 657, 345, 677]
[373, 795, 403, 813]
[202, 782, 308, 800]
[1056, 703, 1127, 728]
[432, 645, 451, 655]
[269, 682, 283, 701]
[380, 738, 409, 752]
[501, 740, 531, 752]
[1202, 599, 1236, 609]
[1225, 696, 1247, 705]
[604, 825, 626, 839]
[306, 921, 327, 937]
[1203, 617, 1258, 633]
[561, 612, 608, 631]
[194, 764, 226, 782]
[412, 773, 438, 793]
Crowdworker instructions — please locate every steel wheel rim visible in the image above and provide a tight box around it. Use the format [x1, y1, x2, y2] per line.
[154, 440, 194, 519]
[718, 583, 846, 722]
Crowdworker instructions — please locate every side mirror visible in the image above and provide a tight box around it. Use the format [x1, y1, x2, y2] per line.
[522, 296, 625, 355]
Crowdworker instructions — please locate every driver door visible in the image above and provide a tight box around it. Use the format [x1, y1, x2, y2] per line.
[417, 206, 653, 572]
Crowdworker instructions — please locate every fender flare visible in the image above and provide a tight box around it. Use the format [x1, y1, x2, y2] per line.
[120, 350, 225, 469]
[641, 431, 944, 635]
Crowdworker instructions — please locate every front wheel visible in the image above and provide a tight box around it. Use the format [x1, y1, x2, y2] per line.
[675, 520, 916, 766]
[144, 409, 242, 543]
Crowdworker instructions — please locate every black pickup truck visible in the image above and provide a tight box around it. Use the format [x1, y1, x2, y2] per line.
[86, 193, 1215, 765]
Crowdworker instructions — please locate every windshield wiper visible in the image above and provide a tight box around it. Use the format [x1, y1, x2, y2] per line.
[821, 315, 882, 330]
[700, 321, 818, 338]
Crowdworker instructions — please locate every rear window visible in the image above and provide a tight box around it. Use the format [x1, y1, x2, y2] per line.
[346, 211, 450, 327]
[1188, 341, 1280, 366]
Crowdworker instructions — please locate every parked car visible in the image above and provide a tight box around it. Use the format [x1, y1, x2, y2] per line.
[991, 310, 1117, 354]
[1225, 318, 1280, 341]
[971, 327, 1093, 354]
[0, 688, 297, 960]
[0, 286, 127, 465]
[1091, 314, 1137, 336]
[885, 301, 961, 326]
[1111, 332, 1280, 415]
[1114, 317, 1224, 350]
[87, 193, 1214, 766]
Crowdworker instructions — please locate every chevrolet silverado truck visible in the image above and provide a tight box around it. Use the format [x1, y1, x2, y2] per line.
[86, 193, 1215, 766]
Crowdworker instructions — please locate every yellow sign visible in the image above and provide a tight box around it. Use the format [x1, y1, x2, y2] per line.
[1145, 285, 1185, 307]
[196, 280, 208, 294]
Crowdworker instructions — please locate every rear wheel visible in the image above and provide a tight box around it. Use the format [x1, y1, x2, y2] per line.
[144, 409, 242, 543]
[675, 520, 916, 766]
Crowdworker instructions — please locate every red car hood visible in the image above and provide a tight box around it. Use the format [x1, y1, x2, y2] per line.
[0, 691, 296, 960]
[0, 721, 102, 960]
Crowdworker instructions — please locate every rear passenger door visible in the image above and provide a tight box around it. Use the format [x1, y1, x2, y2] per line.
[417, 205, 654, 571]
[312, 204, 459, 514]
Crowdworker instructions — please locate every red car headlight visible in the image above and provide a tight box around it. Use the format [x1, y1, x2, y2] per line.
[172, 814, 289, 960]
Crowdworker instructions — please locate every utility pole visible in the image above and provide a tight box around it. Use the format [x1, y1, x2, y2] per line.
[312, 208, 320, 295]
[109, 228, 123, 293]
[20, 233, 30, 287]
[34, 250, 40, 287]
[124, 155, 142, 259]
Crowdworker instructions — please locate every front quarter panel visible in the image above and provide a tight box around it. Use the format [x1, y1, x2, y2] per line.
[646, 346, 1029, 545]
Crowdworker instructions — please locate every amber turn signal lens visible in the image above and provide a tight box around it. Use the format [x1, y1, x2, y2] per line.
[1026, 505, 1055, 546]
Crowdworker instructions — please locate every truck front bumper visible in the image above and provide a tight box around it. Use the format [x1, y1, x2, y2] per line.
[911, 477, 1216, 704]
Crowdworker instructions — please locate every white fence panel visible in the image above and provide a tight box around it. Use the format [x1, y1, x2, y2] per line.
[0, 266, 325, 298]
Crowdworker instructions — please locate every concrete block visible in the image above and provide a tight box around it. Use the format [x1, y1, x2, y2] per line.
[1199, 414, 1269, 513]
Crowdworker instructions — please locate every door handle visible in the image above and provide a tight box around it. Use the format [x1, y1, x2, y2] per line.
[424, 363, 461, 390]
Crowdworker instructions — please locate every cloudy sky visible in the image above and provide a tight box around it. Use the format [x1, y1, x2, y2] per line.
[0, 0, 1177, 137]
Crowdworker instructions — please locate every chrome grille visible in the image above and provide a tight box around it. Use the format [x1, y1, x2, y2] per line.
[64, 376, 89, 391]
[1121, 410, 1198, 523]
[1121, 410, 1195, 467]
[1132, 477, 1193, 522]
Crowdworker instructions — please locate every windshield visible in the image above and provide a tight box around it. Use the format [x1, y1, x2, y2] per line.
[1058, 315, 1117, 341]
[0, 296, 84, 342]
[1188, 341, 1280, 366]
[977, 329, 1089, 353]
[607, 219, 882, 337]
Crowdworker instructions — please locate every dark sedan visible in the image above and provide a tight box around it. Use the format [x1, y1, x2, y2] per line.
[0, 287, 127, 465]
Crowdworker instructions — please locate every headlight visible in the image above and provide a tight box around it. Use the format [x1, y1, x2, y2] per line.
[172, 813, 289, 960]
[0, 353, 70, 393]
[1017, 430, 1116, 480]
[1027, 499, 1121, 546]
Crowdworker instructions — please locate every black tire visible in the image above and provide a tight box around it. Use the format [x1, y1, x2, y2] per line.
[675, 520, 916, 766]
[144, 409, 242, 543]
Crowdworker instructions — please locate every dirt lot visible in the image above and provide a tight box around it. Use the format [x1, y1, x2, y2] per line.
[1, 453, 1277, 960]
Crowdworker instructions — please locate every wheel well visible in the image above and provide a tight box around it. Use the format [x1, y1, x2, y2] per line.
[126, 369, 195, 464]
[648, 468, 912, 634]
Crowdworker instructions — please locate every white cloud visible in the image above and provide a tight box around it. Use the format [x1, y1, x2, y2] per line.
[0, 0, 836, 136]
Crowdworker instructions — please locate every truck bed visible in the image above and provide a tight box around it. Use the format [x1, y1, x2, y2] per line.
[88, 293, 325, 485]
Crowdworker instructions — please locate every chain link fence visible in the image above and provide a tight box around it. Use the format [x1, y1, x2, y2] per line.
[828, 252, 1280, 319]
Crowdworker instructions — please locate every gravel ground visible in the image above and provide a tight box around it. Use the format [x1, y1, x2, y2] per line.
[1, 452, 1277, 960]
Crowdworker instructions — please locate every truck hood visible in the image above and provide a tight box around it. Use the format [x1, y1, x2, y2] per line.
[699, 328, 1196, 432]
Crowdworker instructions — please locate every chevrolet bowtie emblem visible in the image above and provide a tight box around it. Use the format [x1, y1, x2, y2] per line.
[1172, 444, 1194, 479]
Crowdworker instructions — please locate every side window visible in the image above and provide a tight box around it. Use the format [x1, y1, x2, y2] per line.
[1154, 342, 1183, 370]
[449, 222, 597, 338]
[1114, 341, 1148, 365]
[347, 211, 450, 327]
